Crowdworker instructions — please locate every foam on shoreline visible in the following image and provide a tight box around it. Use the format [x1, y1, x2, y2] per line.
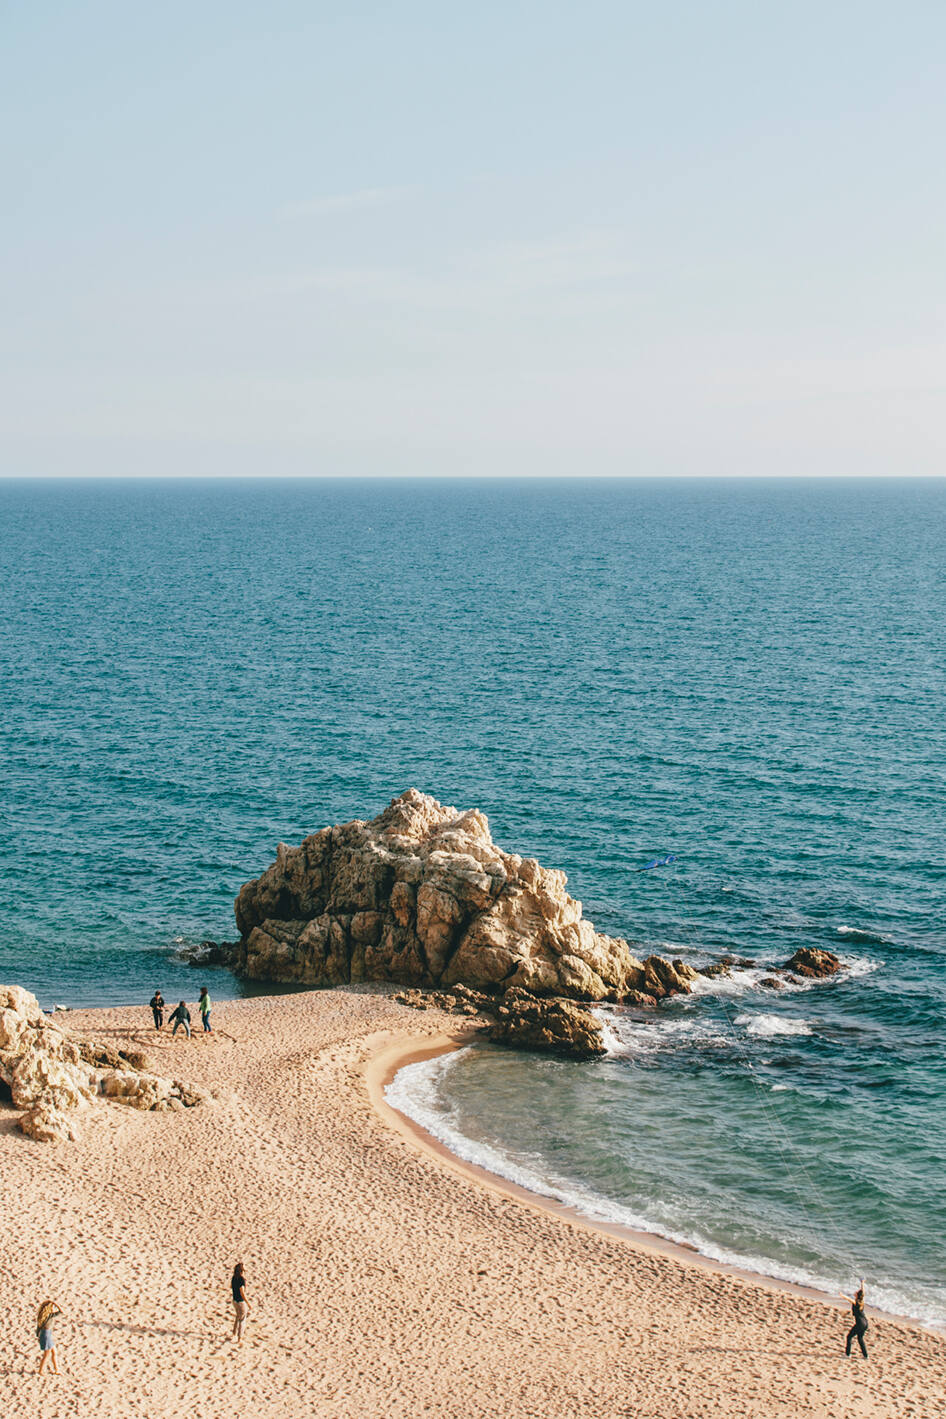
[385, 1042, 946, 1330]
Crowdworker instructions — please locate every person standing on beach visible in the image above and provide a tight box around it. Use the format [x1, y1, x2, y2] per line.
[169, 1000, 191, 1038]
[231, 1263, 249, 1343]
[198, 986, 212, 1033]
[842, 1281, 869, 1358]
[36, 1298, 62, 1374]
[149, 990, 165, 1029]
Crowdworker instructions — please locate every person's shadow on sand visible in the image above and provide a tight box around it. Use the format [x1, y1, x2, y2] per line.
[683, 1344, 821, 1358]
[82, 1320, 206, 1340]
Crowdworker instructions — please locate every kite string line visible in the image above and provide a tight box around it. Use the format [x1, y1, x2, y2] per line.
[708, 991, 854, 1268]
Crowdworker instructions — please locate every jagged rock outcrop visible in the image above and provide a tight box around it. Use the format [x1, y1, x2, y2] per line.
[640, 956, 701, 998]
[784, 948, 842, 979]
[0, 985, 210, 1143]
[488, 990, 605, 1060]
[232, 789, 681, 1003]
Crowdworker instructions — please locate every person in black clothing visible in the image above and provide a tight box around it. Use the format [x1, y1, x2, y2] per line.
[149, 991, 165, 1029]
[231, 1263, 249, 1343]
[842, 1281, 868, 1358]
[169, 1000, 191, 1038]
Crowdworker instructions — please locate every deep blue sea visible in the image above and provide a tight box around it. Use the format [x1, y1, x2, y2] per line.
[2, 478, 944, 1323]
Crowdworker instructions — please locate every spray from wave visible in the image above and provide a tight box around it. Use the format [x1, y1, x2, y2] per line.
[735, 1013, 813, 1039]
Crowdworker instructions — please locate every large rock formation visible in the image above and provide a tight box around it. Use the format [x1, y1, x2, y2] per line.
[0, 985, 209, 1143]
[233, 790, 658, 1001]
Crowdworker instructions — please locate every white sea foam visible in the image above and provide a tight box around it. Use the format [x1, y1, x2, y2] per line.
[685, 952, 881, 998]
[735, 1013, 812, 1038]
[385, 1053, 946, 1329]
[836, 925, 891, 946]
[595, 1008, 729, 1058]
[595, 1012, 625, 1056]
[688, 966, 772, 998]
[836, 953, 882, 979]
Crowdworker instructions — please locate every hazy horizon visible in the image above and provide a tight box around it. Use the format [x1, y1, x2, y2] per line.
[3, 4, 944, 480]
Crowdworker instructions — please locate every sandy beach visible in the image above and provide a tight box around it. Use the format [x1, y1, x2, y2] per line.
[2, 987, 943, 1419]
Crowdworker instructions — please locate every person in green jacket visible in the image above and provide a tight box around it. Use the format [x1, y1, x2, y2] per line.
[198, 986, 212, 1033]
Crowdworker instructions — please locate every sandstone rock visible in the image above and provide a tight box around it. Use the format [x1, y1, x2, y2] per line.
[77, 1041, 151, 1073]
[0, 986, 45, 1022]
[11, 1051, 95, 1112]
[784, 948, 842, 979]
[175, 1081, 210, 1108]
[0, 983, 209, 1142]
[622, 989, 658, 1008]
[232, 790, 690, 1003]
[488, 990, 605, 1060]
[102, 1070, 174, 1110]
[394, 991, 429, 1011]
[0, 1006, 30, 1054]
[671, 959, 702, 983]
[759, 977, 784, 990]
[640, 956, 696, 999]
[19, 1102, 80, 1143]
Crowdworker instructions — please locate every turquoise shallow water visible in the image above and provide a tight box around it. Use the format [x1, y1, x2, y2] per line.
[2, 477, 944, 1321]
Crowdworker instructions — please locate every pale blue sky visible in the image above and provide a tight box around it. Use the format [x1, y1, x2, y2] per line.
[2, 2, 944, 476]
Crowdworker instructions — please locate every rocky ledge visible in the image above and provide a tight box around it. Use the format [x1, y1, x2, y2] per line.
[392, 983, 604, 1060]
[0, 985, 210, 1143]
[230, 789, 702, 1003]
[488, 990, 605, 1060]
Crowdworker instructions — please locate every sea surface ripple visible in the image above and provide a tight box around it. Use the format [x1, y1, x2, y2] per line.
[2, 477, 944, 1322]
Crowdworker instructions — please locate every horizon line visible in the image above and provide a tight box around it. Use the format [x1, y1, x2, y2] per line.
[1, 472, 944, 483]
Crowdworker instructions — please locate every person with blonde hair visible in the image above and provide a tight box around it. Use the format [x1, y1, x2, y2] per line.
[36, 1298, 62, 1374]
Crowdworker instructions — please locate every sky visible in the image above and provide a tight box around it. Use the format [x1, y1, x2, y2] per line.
[1, 2, 944, 478]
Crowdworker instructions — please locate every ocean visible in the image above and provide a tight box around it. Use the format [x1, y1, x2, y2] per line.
[2, 477, 944, 1324]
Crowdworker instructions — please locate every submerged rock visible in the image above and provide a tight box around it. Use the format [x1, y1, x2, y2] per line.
[177, 939, 239, 968]
[0, 985, 209, 1143]
[622, 989, 659, 1008]
[232, 789, 697, 1004]
[784, 948, 842, 979]
[488, 990, 605, 1060]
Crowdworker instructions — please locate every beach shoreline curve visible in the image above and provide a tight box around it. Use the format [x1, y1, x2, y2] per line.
[369, 1030, 937, 1335]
